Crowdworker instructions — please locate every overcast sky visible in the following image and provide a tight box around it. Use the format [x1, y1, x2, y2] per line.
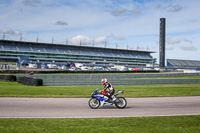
[0, 0, 199, 62]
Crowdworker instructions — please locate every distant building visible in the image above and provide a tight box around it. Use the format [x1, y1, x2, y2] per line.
[167, 59, 200, 69]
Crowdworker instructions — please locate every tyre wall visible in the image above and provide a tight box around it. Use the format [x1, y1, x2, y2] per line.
[0, 75, 16, 81]
[17, 76, 43, 86]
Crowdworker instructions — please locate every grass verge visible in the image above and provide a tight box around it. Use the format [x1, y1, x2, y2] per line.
[0, 115, 199, 133]
[0, 81, 200, 97]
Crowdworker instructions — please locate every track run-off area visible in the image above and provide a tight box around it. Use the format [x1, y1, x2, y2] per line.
[0, 96, 200, 118]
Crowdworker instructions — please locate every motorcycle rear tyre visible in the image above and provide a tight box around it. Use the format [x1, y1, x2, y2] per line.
[115, 97, 127, 109]
[88, 98, 100, 109]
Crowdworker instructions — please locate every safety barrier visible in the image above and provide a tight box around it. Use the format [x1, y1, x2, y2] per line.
[17, 76, 43, 86]
[0, 75, 16, 81]
[31, 73, 200, 86]
[34, 72, 200, 79]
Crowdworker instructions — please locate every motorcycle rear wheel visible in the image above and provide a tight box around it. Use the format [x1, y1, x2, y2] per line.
[115, 97, 127, 109]
[88, 98, 100, 109]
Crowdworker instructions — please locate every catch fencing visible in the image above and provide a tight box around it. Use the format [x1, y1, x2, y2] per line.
[28, 73, 200, 86]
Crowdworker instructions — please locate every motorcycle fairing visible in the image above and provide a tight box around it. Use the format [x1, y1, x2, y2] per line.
[93, 94, 108, 101]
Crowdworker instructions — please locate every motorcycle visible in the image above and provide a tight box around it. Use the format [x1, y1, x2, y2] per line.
[88, 88, 127, 109]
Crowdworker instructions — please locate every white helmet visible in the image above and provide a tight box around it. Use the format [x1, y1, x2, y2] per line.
[101, 78, 107, 85]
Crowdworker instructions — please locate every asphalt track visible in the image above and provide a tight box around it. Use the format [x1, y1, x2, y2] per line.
[0, 96, 200, 118]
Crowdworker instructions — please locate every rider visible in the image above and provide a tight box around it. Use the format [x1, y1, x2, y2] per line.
[101, 78, 116, 101]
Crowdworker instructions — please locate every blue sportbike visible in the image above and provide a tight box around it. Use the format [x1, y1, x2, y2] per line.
[88, 88, 127, 109]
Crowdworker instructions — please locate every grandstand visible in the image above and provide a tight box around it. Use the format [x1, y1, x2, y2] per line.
[0, 40, 156, 67]
[167, 59, 200, 69]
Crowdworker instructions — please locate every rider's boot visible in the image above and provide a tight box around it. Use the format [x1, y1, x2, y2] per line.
[111, 95, 116, 101]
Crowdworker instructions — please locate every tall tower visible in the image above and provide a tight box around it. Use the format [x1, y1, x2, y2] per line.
[159, 18, 166, 68]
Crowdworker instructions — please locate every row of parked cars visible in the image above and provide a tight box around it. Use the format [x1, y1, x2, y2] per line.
[27, 63, 158, 71]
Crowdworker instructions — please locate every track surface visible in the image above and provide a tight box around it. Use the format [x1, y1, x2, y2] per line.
[0, 96, 200, 118]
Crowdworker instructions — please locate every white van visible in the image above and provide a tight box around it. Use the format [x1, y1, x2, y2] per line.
[47, 64, 57, 69]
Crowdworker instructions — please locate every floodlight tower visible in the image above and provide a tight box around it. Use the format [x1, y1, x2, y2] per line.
[159, 18, 166, 68]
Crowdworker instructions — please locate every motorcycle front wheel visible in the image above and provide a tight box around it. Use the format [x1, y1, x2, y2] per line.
[115, 97, 127, 109]
[88, 98, 100, 109]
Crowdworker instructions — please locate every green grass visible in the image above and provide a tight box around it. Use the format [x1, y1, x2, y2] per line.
[0, 81, 200, 97]
[0, 115, 199, 133]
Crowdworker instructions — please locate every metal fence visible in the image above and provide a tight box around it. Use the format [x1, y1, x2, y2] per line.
[27, 73, 200, 86]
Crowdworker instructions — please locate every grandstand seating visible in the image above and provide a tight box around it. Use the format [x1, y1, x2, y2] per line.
[32, 46, 45, 52]
[0, 45, 3, 50]
[69, 49, 82, 55]
[102, 51, 113, 57]
[57, 48, 71, 54]
[2, 43, 152, 59]
[2, 44, 17, 51]
[110, 52, 119, 57]
[45, 47, 58, 53]
[80, 50, 93, 55]
[18, 46, 32, 51]
[121, 53, 132, 58]
[91, 51, 103, 56]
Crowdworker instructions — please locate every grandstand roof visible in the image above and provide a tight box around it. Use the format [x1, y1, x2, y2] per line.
[0, 40, 155, 54]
